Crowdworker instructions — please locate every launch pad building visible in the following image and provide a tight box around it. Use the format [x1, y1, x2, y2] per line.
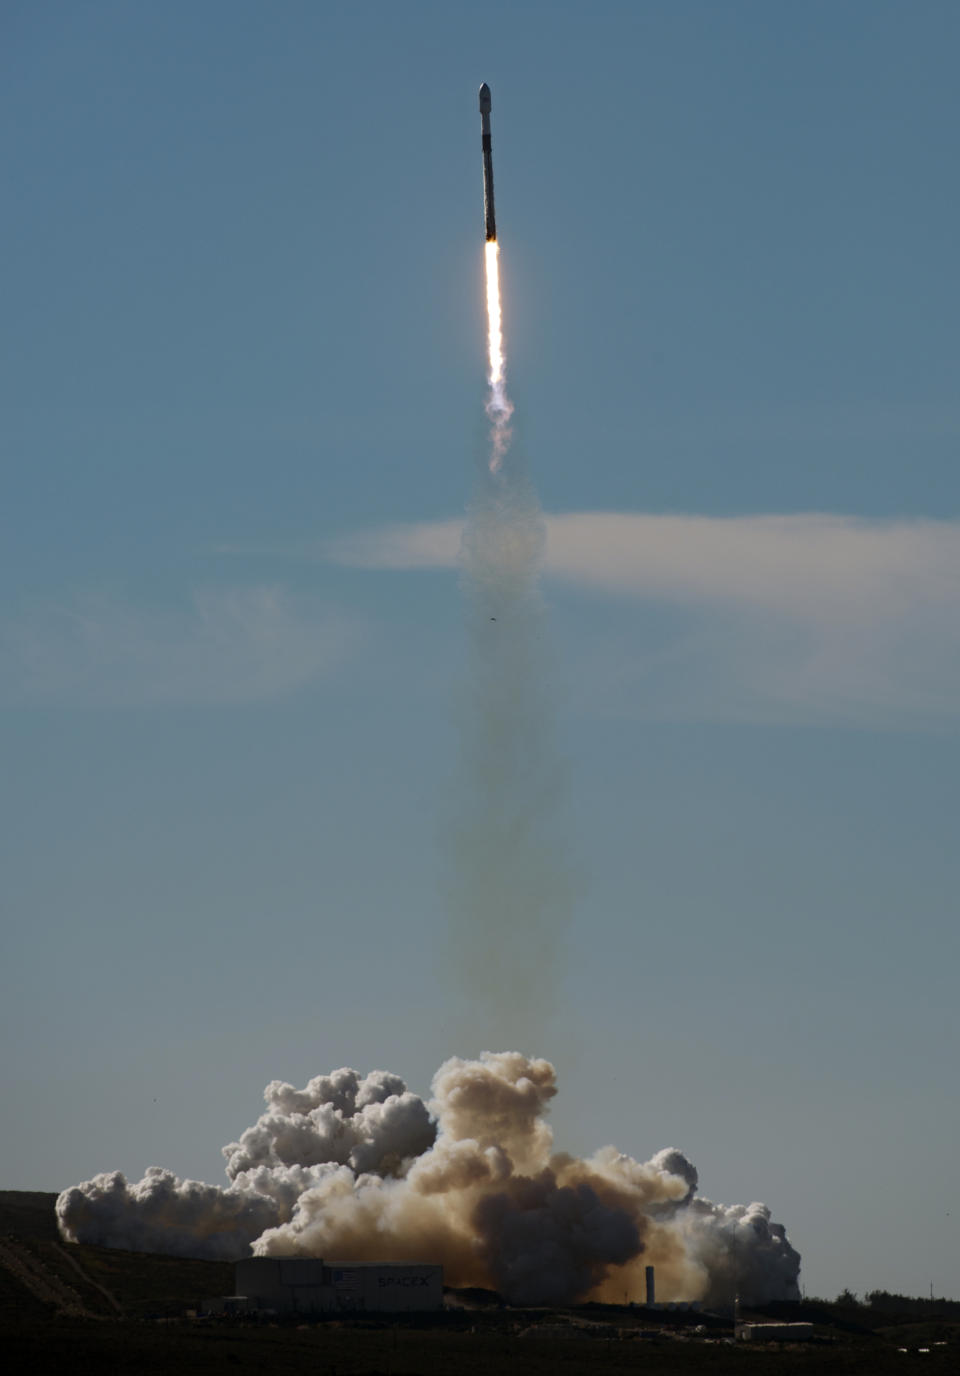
[233, 1258, 443, 1314]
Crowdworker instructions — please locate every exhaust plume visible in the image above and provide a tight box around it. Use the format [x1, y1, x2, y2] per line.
[57, 1051, 800, 1305]
[445, 237, 572, 1043]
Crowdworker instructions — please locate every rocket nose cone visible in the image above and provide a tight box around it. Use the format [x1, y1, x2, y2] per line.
[478, 82, 492, 113]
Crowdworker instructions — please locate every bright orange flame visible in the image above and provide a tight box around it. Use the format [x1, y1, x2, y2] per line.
[484, 240, 505, 387]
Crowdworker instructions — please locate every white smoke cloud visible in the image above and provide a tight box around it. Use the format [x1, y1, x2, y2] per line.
[55, 1167, 283, 1262]
[678, 1199, 802, 1306]
[222, 1067, 436, 1179]
[57, 1051, 800, 1306]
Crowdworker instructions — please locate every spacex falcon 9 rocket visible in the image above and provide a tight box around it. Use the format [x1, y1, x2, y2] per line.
[479, 82, 496, 242]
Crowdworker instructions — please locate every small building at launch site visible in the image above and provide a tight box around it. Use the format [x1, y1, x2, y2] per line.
[737, 1322, 814, 1342]
[232, 1257, 444, 1314]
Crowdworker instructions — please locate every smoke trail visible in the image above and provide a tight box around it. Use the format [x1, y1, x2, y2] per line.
[57, 1052, 801, 1305]
[444, 240, 572, 1043]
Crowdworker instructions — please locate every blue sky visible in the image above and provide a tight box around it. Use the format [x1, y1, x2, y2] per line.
[2, 0, 958, 1300]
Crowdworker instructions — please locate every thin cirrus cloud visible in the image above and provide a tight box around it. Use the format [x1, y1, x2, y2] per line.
[322, 512, 960, 727]
[0, 585, 360, 707]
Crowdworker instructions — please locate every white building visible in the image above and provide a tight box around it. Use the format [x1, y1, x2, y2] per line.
[738, 1322, 814, 1342]
[234, 1258, 443, 1314]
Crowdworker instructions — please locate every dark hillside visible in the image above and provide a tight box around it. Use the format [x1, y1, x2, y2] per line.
[0, 1237, 232, 1320]
[0, 1192, 233, 1319]
[0, 1191, 60, 1240]
[48, 1241, 233, 1317]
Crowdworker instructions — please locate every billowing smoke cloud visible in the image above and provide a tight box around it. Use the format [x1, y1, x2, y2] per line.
[221, 1067, 436, 1179]
[56, 1067, 434, 1262]
[57, 1051, 800, 1305]
[54, 1167, 283, 1262]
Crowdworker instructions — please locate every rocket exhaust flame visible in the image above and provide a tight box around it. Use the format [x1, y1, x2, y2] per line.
[479, 83, 512, 471]
[484, 240, 513, 471]
[484, 241, 505, 389]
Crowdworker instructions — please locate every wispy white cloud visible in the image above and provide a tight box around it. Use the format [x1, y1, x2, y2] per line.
[322, 520, 463, 572]
[322, 511, 960, 727]
[324, 511, 959, 616]
[1, 585, 361, 706]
